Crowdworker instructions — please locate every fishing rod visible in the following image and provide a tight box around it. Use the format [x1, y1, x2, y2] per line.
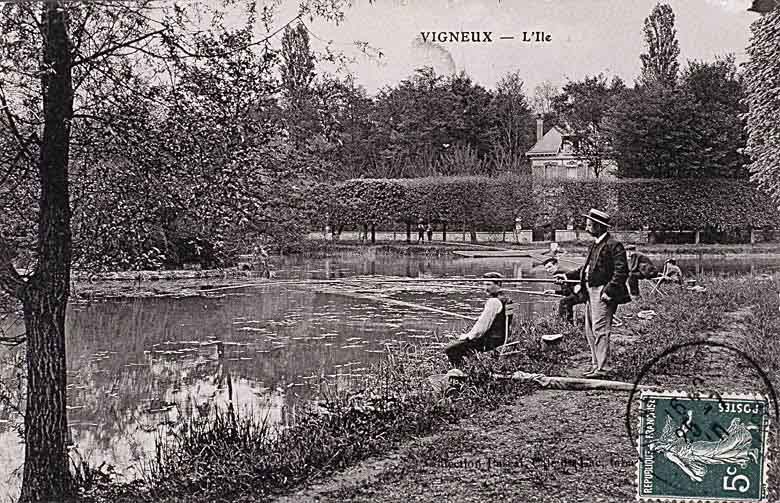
[200, 276, 579, 292]
[338, 277, 579, 284]
[423, 283, 562, 297]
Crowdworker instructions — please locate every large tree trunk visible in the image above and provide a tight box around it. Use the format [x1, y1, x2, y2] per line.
[18, 1, 75, 501]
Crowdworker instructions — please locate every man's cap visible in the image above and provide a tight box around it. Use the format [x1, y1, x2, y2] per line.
[541, 257, 558, 266]
[625, 244, 637, 251]
[483, 272, 503, 282]
[582, 208, 612, 228]
[665, 258, 676, 264]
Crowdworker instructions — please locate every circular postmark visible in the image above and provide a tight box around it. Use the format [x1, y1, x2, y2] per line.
[624, 340, 778, 501]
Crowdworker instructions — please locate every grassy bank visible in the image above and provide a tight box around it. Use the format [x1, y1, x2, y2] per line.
[68, 274, 780, 502]
[274, 275, 780, 503]
[80, 317, 585, 503]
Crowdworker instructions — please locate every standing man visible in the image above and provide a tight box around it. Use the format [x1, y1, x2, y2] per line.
[557, 209, 630, 378]
[541, 257, 584, 324]
[444, 272, 514, 367]
[626, 244, 658, 297]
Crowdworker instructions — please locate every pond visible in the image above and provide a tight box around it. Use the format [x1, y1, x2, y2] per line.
[0, 251, 776, 499]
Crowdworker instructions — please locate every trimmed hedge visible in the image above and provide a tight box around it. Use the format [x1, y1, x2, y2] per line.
[307, 175, 534, 230]
[308, 177, 780, 231]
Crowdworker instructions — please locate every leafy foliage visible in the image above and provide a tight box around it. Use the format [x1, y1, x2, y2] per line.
[744, 8, 780, 207]
[639, 3, 680, 87]
[552, 74, 626, 177]
[605, 59, 749, 179]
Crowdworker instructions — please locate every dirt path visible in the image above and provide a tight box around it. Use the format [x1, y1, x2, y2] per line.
[272, 309, 765, 503]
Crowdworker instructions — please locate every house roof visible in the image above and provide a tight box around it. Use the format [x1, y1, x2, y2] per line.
[526, 125, 568, 156]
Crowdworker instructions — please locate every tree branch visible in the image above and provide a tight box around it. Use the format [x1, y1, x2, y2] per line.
[0, 84, 36, 161]
[167, 13, 302, 59]
[72, 28, 168, 67]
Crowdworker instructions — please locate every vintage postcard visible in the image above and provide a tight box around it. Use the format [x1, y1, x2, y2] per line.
[0, 1, 778, 502]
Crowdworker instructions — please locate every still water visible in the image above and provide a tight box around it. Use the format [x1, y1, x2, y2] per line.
[0, 252, 776, 498]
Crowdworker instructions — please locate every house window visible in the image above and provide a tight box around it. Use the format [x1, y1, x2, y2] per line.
[567, 165, 578, 179]
[544, 163, 557, 178]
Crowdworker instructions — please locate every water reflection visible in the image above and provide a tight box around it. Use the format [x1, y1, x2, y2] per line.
[0, 252, 775, 498]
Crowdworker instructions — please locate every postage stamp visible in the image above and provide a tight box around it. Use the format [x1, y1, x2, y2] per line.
[637, 390, 771, 502]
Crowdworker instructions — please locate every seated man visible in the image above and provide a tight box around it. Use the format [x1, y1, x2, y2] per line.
[541, 257, 585, 324]
[658, 258, 683, 284]
[444, 272, 514, 367]
[626, 244, 658, 297]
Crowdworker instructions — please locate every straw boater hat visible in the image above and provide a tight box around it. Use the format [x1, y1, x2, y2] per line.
[582, 208, 612, 228]
[483, 272, 503, 284]
[541, 333, 564, 344]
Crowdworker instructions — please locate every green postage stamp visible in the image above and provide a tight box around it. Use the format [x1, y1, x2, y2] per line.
[637, 390, 771, 502]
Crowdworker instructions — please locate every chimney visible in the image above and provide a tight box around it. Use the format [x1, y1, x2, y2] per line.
[536, 114, 544, 142]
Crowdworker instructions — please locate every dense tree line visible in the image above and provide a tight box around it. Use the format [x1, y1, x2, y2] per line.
[307, 2, 750, 181]
[0, 1, 756, 274]
[558, 3, 748, 179]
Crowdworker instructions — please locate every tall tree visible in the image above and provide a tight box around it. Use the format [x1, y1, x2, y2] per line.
[280, 23, 318, 150]
[639, 3, 680, 87]
[0, 1, 77, 499]
[0, 1, 348, 500]
[313, 74, 377, 180]
[446, 72, 494, 164]
[371, 67, 496, 177]
[532, 80, 560, 136]
[681, 56, 749, 178]
[487, 70, 534, 172]
[744, 7, 780, 203]
[532, 80, 559, 115]
[553, 74, 625, 177]
[605, 86, 698, 178]
[604, 59, 748, 180]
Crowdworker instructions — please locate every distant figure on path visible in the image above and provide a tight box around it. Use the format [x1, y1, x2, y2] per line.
[514, 217, 523, 243]
[417, 220, 425, 242]
[444, 272, 514, 367]
[426, 223, 433, 241]
[626, 244, 658, 297]
[557, 209, 630, 379]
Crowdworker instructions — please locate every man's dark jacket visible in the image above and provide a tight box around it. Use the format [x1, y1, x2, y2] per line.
[565, 233, 631, 305]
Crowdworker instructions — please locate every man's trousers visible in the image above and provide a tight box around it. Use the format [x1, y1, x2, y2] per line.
[584, 285, 617, 371]
[445, 334, 504, 366]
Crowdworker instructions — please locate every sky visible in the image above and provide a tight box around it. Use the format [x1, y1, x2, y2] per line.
[256, 0, 760, 95]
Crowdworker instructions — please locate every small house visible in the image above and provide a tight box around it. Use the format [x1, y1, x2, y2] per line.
[525, 115, 616, 179]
